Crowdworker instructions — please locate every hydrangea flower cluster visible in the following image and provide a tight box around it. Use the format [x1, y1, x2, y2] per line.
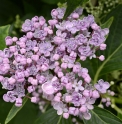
[0, 6, 110, 120]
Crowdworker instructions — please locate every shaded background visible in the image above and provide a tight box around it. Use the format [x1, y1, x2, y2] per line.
[0, 0, 65, 26]
[0, 0, 122, 124]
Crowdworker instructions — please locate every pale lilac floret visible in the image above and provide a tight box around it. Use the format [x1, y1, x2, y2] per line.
[100, 28, 109, 37]
[92, 90, 100, 98]
[72, 80, 84, 92]
[51, 9, 58, 19]
[5, 36, 13, 46]
[27, 86, 35, 93]
[78, 45, 92, 57]
[76, 19, 89, 30]
[74, 7, 83, 15]
[64, 21, 75, 32]
[66, 72, 76, 82]
[76, 34, 88, 45]
[15, 97, 22, 107]
[42, 81, 55, 95]
[69, 107, 79, 116]
[22, 19, 34, 32]
[8, 77, 16, 84]
[52, 80, 63, 91]
[53, 30, 66, 44]
[61, 76, 68, 85]
[39, 42, 53, 56]
[53, 101, 68, 115]
[55, 21, 66, 31]
[100, 44, 107, 50]
[64, 94, 72, 103]
[3, 91, 16, 102]
[99, 55, 105, 61]
[26, 65, 38, 76]
[33, 29, 47, 40]
[70, 21, 80, 34]
[51, 7, 66, 19]
[82, 112, 91, 120]
[73, 62, 82, 73]
[61, 55, 75, 68]
[72, 92, 82, 106]
[95, 79, 110, 93]
[36, 74, 47, 84]
[14, 82, 25, 97]
[15, 71, 25, 82]
[0, 63, 10, 75]
[91, 23, 100, 30]
[63, 113, 69, 119]
[85, 98, 96, 110]
[4, 48, 13, 58]
[89, 33, 104, 46]
[1, 77, 15, 90]
[26, 40, 37, 51]
[31, 97, 37, 103]
[57, 8, 66, 19]
[66, 38, 77, 53]
[55, 47, 66, 57]
[80, 105, 87, 113]
[37, 56, 49, 65]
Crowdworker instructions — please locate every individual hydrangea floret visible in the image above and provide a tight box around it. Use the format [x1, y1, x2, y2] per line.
[95, 79, 110, 93]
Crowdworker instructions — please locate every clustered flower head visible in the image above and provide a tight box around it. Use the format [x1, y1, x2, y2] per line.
[0, 6, 110, 120]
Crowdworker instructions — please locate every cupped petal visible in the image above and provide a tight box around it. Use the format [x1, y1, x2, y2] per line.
[103, 82, 110, 89]
[83, 112, 91, 120]
[57, 108, 63, 115]
[88, 98, 96, 104]
[42, 82, 55, 95]
[86, 104, 94, 110]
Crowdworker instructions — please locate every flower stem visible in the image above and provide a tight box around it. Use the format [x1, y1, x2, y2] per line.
[111, 104, 122, 115]
[57, 115, 62, 124]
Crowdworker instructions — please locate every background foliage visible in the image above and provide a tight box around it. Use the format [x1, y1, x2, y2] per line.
[0, 0, 122, 124]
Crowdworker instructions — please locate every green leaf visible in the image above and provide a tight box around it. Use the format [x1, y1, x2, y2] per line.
[101, 17, 114, 29]
[63, 0, 89, 19]
[0, 98, 13, 124]
[118, 112, 122, 120]
[34, 108, 73, 124]
[0, 25, 10, 50]
[83, 106, 122, 124]
[0, 0, 22, 26]
[5, 96, 28, 124]
[41, 0, 65, 4]
[9, 100, 38, 124]
[93, 5, 122, 83]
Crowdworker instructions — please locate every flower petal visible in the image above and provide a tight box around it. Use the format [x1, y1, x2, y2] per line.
[103, 82, 110, 89]
[42, 82, 54, 95]
[83, 112, 91, 120]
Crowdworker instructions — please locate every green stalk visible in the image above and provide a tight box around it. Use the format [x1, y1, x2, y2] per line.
[57, 115, 62, 124]
[111, 104, 122, 114]
[93, 44, 122, 84]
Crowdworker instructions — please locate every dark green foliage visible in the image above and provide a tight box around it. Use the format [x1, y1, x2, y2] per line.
[5, 96, 28, 124]
[83, 106, 122, 124]
[0, 25, 10, 50]
[34, 108, 73, 124]
[63, 0, 89, 19]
